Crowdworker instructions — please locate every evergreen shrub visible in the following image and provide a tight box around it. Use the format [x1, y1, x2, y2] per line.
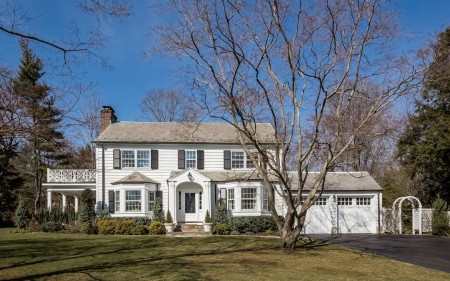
[14, 201, 30, 229]
[229, 216, 278, 234]
[149, 221, 166, 235]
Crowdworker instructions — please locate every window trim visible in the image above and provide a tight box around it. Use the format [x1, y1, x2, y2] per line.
[241, 188, 257, 210]
[120, 149, 152, 169]
[125, 190, 142, 211]
[186, 150, 197, 169]
[230, 150, 259, 169]
[262, 188, 268, 211]
[356, 197, 371, 206]
[115, 190, 120, 212]
[148, 191, 155, 211]
[337, 197, 353, 206]
[227, 189, 235, 210]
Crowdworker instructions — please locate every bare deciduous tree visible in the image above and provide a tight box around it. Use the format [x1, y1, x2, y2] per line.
[140, 88, 199, 122]
[154, 0, 424, 248]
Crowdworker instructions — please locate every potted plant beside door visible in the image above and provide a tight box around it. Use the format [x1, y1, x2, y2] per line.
[203, 210, 212, 232]
[164, 210, 175, 233]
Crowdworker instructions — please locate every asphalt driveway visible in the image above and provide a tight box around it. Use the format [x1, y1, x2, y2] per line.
[309, 234, 450, 273]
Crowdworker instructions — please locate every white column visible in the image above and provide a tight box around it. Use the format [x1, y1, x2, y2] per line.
[62, 194, 67, 211]
[47, 191, 52, 209]
[74, 196, 79, 212]
[172, 182, 177, 224]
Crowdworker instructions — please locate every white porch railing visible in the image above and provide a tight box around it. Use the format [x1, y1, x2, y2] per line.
[47, 168, 96, 183]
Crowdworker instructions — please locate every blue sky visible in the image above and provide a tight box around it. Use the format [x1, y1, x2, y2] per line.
[1, 0, 449, 122]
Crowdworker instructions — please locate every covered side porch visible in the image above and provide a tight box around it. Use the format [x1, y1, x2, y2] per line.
[43, 169, 96, 212]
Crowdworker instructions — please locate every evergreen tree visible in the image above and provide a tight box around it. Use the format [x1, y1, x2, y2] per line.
[12, 40, 65, 212]
[431, 198, 450, 236]
[79, 189, 96, 234]
[14, 200, 30, 229]
[214, 199, 229, 225]
[398, 26, 450, 205]
[152, 197, 164, 223]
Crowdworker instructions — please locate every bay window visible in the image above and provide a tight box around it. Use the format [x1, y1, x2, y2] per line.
[126, 190, 141, 211]
[241, 188, 257, 210]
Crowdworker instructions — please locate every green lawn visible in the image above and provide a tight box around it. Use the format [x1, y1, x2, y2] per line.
[0, 229, 449, 281]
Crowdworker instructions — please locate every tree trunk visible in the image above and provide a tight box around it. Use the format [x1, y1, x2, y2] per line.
[280, 226, 301, 249]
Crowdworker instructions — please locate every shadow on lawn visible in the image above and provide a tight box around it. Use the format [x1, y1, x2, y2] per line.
[0, 234, 328, 280]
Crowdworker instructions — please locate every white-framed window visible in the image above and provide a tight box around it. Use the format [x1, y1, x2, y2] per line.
[121, 150, 150, 168]
[122, 150, 135, 168]
[313, 197, 327, 206]
[241, 188, 257, 210]
[186, 150, 196, 168]
[262, 188, 268, 210]
[231, 151, 245, 168]
[148, 191, 155, 211]
[125, 190, 141, 211]
[137, 150, 150, 168]
[115, 191, 120, 212]
[356, 197, 371, 205]
[338, 197, 352, 206]
[199, 191, 203, 210]
[227, 189, 235, 210]
[246, 152, 259, 169]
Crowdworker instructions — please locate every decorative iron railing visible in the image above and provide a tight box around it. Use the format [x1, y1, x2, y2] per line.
[47, 169, 96, 183]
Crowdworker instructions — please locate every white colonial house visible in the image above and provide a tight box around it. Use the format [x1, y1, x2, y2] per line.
[43, 106, 383, 234]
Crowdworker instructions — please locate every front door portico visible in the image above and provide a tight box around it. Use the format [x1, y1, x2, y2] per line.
[177, 187, 202, 222]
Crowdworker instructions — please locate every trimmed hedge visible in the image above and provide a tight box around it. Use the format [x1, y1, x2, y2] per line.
[41, 222, 64, 232]
[149, 221, 166, 235]
[229, 216, 278, 234]
[98, 219, 150, 235]
[213, 223, 230, 235]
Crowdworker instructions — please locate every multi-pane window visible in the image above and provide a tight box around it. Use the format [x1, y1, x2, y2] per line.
[262, 188, 268, 210]
[186, 150, 196, 168]
[356, 197, 371, 205]
[148, 191, 155, 211]
[313, 197, 327, 206]
[137, 150, 149, 168]
[231, 151, 245, 168]
[246, 152, 259, 169]
[241, 188, 257, 210]
[115, 191, 120, 212]
[125, 190, 141, 211]
[227, 189, 235, 210]
[122, 150, 135, 168]
[199, 191, 203, 210]
[338, 197, 353, 206]
[178, 191, 182, 210]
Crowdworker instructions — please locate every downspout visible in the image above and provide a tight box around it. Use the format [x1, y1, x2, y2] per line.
[377, 191, 381, 234]
[101, 143, 105, 211]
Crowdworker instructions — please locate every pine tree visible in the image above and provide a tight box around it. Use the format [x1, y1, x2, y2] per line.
[12, 40, 65, 212]
[431, 198, 450, 236]
[214, 198, 228, 225]
[79, 189, 96, 234]
[398, 26, 450, 205]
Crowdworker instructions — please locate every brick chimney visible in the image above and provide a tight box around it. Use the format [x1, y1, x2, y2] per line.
[100, 106, 117, 134]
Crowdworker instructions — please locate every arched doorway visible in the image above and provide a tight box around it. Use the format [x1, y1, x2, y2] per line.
[176, 182, 204, 223]
[392, 196, 422, 235]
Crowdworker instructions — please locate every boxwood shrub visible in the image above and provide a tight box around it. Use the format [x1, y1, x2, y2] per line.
[229, 216, 279, 234]
[98, 219, 151, 235]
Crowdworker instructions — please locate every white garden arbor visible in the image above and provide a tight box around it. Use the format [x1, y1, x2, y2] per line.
[392, 196, 422, 235]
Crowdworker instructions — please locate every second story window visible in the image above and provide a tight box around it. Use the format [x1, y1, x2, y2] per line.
[137, 151, 149, 168]
[186, 150, 196, 168]
[122, 150, 135, 168]
[231, 151, 245, 168]
[246, 152, 259, 169]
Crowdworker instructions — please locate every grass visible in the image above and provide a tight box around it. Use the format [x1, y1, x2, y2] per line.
[0, 228, 449, 281]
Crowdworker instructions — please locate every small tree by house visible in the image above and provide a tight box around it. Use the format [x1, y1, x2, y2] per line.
[204, 210, 211, 223]
[432, 198, 450, 236]
[153, 197, 164, 223]
[214, 199, 228, 225]
[165, 210, 173, 224]
[79, 188, 96, 234]
[14, 200, 30, 229]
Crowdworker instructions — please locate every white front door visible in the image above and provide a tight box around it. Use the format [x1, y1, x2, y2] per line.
[178, 189, 200, 222]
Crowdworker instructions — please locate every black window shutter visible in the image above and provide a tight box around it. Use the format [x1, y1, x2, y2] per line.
[178, 150, 185, 169]
[156, 190, 163, 199]
[108, 190, 115, 213]
[197, 150, 204, 170]
[151, 150, 159, 169]
[113, 149, 121, 169]
[224, 150, 231, 170]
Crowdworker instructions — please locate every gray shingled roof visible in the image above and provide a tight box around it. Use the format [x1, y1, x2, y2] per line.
[169, 170, 381, 191]
[111, 172, 159, 185]
[94, 122, 275, 144]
